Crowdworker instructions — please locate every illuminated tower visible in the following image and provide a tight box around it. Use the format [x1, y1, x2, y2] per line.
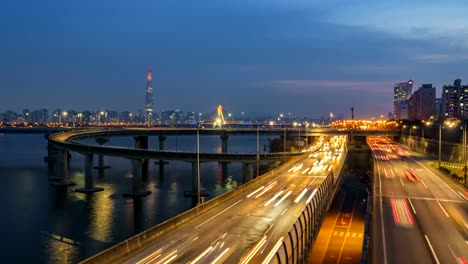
[213, 104, 226, 128]
[145, 68, 154, 124]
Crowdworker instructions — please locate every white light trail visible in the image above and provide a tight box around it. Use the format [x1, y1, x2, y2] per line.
[274, 190, 292, 207]
[294, 188, 308, 203]
[264, 191, 284, 207]
[306, 189, 318, 204]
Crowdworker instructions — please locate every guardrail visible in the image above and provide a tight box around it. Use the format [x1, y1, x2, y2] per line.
[440, 161, 464, 169]
[274, 145, 348, 263]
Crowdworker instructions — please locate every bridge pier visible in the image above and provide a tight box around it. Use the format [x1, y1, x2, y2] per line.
[94, 137, 111, 170]
[154, 135, 169, 167]
[123, 159, 151, 197]
[134, 136, 149, 180]
[51, 149, 75, 187]
[76, 154, 104, 193]
[242, 162, 254, 182]
[220, 133, 229, 153]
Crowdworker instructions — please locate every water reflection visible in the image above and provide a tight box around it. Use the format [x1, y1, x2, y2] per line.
[0, 134, 278, 263]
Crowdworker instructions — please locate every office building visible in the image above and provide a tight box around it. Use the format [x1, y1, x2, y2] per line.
[393, 80, 413, 120]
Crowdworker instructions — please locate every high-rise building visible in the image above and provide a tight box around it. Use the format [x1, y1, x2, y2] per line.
[145, 68, 154, 123]
[441, 79, 468, 120]
[393, 80, 413, 120]
[408, 84, 436, 121]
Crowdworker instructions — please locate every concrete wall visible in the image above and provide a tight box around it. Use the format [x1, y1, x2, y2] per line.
[271, 146, 348, 263]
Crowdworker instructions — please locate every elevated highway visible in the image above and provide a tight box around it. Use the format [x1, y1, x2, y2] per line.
[81, 136, 348, 264]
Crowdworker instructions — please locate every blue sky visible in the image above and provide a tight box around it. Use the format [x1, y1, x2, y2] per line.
[1, 0, 467, 118]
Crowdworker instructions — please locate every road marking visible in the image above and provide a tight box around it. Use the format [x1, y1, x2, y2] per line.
[280, 208, 288, 216]
[196, 199, 243, 229]
[352, 233, 356, 238]
[333, 231, 338, 236]
[358, 233, 363, 238]
[400, 178, 405, 187]
[377, 161, 388, 264]
[408, 198, 416, 214]
[436, 200, 450, 217]
[337, 194, 357, 263]
[448, 244, 460, 264]
[339, 232, 344, 236]
[420, 179, 428, 189]
[424, 235, 441, 264]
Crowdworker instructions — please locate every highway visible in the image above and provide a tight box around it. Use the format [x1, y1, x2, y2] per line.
[370, 137, 468, 264]
[114, 136, 347, 264]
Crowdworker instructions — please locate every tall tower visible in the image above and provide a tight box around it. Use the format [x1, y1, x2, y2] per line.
[145, 68, 154, 124]
[393, 80, 413, 120]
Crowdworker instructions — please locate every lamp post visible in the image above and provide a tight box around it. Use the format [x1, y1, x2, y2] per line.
[256, 124, 259, 178]
[438, 123, 442, 168]
[196, 123, 201, 205]
[283, 126, 286, 156]
[463, 123, 467, 186]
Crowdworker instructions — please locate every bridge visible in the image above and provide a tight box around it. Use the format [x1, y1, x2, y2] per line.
[45, 128, 398, 196]
[80, 135, 348, 264]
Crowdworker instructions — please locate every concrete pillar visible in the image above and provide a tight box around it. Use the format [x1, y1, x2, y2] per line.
[155, 135, 169, 166]
[220, 133, 229, 153]
[158, 135, 166, 151]
[243, 163, 254, 183]
[192, 162, 199, 196]
[51, 149, 75, 187]
[94, 137, 111, 170]
[123, 159, 151, 197]
[76, 154, 104, 193]
[220, 162, 228, 183]
[134, 136, 149, 180]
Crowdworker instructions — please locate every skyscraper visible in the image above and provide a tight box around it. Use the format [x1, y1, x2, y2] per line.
[441, 79, 468, 120]
[408, 84, 435, 121]
[393, 80, 413, 120]
[145, 68, 154, 123]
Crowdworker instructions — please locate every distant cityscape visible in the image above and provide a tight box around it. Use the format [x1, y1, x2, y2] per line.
[393, 78, 468, 123]
[2, 75, 467, 127]
[0, 108, 342, 127]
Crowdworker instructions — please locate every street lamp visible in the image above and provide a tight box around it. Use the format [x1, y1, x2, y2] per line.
[196, 123, 201, 205]
[77, 113, 83, 124]
[256, 124, 260, 178]
[438, 123, 442, 168]
[463, 123, 467, 186]
[283, 126, 287, 155]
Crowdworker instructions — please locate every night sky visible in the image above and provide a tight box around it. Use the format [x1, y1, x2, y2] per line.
[1, 0, 467, 118]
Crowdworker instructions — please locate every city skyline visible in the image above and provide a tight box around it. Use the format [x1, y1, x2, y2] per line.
[1, 1, 467, 118]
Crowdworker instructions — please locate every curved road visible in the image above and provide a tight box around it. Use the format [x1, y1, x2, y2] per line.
[108, 136, 347, 264]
